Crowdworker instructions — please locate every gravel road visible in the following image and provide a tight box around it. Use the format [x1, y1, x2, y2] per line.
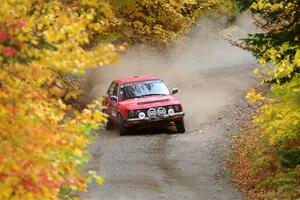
[81, 14, 258, 200]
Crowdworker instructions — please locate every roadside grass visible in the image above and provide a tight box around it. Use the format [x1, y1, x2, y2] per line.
[229, 123, 300, 199]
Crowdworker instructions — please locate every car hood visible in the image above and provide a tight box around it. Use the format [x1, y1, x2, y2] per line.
[119, 95, 181, 110]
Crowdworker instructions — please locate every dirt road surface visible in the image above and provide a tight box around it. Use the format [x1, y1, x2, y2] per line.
[81, 14, 258, 200]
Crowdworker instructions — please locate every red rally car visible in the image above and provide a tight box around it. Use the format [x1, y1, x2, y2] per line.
[103, 75, 185, 135]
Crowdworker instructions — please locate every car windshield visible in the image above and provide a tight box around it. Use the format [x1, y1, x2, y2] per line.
[120, 79, 170, 101]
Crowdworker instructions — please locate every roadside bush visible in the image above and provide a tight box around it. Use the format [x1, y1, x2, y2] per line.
[280, 149, 300, 169]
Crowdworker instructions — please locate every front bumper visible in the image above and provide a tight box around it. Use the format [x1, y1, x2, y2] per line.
[125, 112, 185, 125]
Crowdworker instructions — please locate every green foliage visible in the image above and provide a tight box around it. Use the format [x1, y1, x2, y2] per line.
[280, 149, 300, 169]
[257, 171, 298, 190]
[245, 1, 299, 83]
[236, 0, 256, 11]
[59, 187, 77, 200]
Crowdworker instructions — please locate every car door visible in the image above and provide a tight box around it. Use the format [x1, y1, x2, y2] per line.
[104, 82, 119, 122]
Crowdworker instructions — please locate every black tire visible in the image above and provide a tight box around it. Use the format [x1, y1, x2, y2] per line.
[118, 114, 129, 136]
[105, 119, 113, 130]
[176, 120, 185, 133]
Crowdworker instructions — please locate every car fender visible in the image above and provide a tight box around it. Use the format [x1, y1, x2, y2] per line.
[118, 105, 129, 119]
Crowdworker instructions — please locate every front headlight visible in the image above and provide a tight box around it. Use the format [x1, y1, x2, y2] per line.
[129, 110, 141, 118]
[128, 110, 136, 118]
[174, 105, 181, 112]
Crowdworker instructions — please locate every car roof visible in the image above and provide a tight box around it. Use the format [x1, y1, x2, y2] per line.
[114, 75, 162, 84]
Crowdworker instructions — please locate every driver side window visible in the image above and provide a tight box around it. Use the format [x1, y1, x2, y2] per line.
[108, 82, 119, 98]
[112, 83, 118, 97]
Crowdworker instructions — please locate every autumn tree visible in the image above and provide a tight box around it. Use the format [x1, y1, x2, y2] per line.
[0, 1, 118, 199]
[232, 0, 300, 199]
[93, 0, 237, 45]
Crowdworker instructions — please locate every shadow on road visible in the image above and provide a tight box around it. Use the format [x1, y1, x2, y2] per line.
[109, 126, 177, 137]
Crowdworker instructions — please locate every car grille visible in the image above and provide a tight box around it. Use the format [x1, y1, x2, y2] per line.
[128, 105, 181, 119]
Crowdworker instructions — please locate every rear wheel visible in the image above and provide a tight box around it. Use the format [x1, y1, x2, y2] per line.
[176, 119, 185, 133]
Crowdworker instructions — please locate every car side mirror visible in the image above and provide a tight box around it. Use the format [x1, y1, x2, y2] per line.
[109, 96, 118, 102]
[171, 88, 178, 94]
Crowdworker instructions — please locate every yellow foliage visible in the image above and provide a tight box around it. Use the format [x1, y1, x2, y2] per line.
[245, 0, 300, 146]
[94, 0, 237, 45]
[0, 1, 118, 199]
[246, 88, 265, 104]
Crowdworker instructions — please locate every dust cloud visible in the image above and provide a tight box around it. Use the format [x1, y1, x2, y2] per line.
[80, 13, 258, 128]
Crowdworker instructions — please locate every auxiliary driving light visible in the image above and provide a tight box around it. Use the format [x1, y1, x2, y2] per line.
[147, 108, 157, 118]
[138, 112, 146, 120]
[168, 108, 175, 116]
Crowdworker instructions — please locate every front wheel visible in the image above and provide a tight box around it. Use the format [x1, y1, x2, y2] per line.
[176, 119, 185, 133]
[105, 119, 113, 130]
[118, 114, 129, 136]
